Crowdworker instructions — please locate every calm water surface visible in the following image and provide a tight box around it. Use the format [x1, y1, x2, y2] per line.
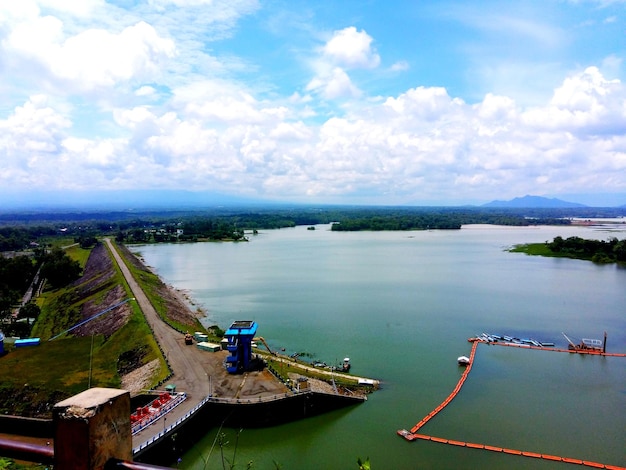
[131, 225, 626, 469]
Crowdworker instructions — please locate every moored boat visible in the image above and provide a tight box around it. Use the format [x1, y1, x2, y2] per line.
[457, 355, 470, 366]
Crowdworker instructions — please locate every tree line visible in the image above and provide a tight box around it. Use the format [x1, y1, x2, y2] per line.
[1, 247, 81, 337]
[1, 206, 624, 248]
[547, 236, 626, 263]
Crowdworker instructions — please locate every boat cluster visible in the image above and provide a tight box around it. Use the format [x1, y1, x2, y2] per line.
[311, 357, 351, 372]
[476, 333, 554, 348]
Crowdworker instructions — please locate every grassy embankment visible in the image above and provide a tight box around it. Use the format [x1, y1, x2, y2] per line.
[114, 243, 210, 337]
[0, 242, 167, 417]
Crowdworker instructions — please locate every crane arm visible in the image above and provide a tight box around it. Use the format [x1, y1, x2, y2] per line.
[253, 336, 276, 356]
[561, 332, 577, 349]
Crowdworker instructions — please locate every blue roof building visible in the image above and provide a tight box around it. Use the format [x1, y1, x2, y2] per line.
[224, 320, 258, 374]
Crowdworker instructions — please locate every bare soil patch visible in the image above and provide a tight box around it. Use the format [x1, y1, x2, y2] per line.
[70, 243, 131, 338]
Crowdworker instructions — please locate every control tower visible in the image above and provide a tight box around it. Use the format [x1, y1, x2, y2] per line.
[225, 320, 258, 374]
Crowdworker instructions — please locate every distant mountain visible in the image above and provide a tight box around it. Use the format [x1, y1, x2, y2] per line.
[482, 195, 587, 208]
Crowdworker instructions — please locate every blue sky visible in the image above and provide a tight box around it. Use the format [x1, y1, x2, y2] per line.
[1, 0, 625, 206]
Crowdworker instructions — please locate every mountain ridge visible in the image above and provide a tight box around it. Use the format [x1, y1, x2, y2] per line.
[482, 195, 587, 208]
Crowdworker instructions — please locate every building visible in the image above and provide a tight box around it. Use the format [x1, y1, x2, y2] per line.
[224, 320, 258, 374]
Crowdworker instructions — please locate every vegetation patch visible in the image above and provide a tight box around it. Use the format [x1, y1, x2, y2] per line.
[510, 236, 626, 263]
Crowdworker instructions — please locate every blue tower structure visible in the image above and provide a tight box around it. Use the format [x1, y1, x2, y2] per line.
[225, 320, 258, 374]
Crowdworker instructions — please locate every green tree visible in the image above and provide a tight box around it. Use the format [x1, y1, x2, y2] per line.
[77, 236, 98, 249]
[40, 248, 81, 289]
[613, 239, 626, 262]
[18, 302, 41, 323]
[0, 291, 18, 323]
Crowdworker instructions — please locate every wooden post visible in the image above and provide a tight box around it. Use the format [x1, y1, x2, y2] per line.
[53, 388, 131, 470]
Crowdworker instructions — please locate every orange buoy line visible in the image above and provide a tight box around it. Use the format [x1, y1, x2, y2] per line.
[396, 340, 626, 469]
[404, 340, 478, 434]
[399, 434, 626, 469]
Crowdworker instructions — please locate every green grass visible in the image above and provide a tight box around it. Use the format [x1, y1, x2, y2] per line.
[64, 244, 91, 268]
[0, 457, 48, 469]
[37, 236, 75, 249]
[264, 355, 366, 389]
[27, 286, 167, 393]
[509, 243, 556, 257]
[4, 243, 171, 417]
[0, 337, 114, 392]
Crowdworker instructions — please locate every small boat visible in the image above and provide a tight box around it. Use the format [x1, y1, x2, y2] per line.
[457, 355, 470, 366]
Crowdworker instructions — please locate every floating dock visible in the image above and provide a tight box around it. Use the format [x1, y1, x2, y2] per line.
[397, 337, 626, 469]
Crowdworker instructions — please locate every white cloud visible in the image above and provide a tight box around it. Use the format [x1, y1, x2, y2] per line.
[390, 61, 409, 72]
[6, 19, 176, 91]
[306, 67, 361, 100]
[304, 26, 381, 102]
[383, 86, 465, 122]
[3, 66, 626, 201]
[0, 95, 70, 156]
[474, 93, 517, 121]
[37, 0, 104, 17]
[322, 27, 380, 69]
[135, 86, 157, 97]
[0, 0, 624, 204]
[522, 67, 626, 136]
[0, 95, 70, 187]
[62, 137, 119, 168]
[171, 80, 289, 124]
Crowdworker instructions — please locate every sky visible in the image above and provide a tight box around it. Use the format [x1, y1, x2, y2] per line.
[1, 0, 625, 207]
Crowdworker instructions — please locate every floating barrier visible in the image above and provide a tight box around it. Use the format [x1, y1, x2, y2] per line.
[397, 339, 626, 469]
[396, 432, 625, 469]
[469, 337, 626, 357]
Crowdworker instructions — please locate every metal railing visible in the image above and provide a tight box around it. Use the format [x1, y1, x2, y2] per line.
[0, 437, 54, 465]
[131, 390, 309, 455]
[132, 393, 211, 455]
[132, 392, 188, 435]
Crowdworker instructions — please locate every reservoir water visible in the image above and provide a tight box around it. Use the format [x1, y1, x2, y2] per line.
[130, 224, 626, 469]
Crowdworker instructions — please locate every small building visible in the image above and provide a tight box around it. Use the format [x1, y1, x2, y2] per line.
[224, 320, 258, 374]
[194, 332, 208, 342]
[296, 378, 309, 391]
[197, 342, 221, 352]
[14, 338, 40, 348]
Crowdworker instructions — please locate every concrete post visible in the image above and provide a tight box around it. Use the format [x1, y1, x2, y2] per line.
[53, 388, 131, 470]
